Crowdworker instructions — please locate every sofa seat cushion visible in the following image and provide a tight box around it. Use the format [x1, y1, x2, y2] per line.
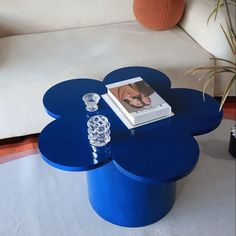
[0, 22, 212, 139]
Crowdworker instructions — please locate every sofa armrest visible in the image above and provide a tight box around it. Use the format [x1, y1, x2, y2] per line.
[179, 0, 235, 60]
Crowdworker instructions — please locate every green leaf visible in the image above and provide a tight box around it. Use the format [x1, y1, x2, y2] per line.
[198, 68, 234, 81]
[219, 75, 236, 110]
[202, 68, 235, 101]
[188, 65, 235, 73]
[226, 21, 236, 49]
[202, 74, 216, 101]
[210, 57, 236, 66]
[199, 69, 218, 81]
[208, 7, 218, 25]
[214, 0, 223, 21]
[207, 2, 224, 25]
[220, 24, 236, 54]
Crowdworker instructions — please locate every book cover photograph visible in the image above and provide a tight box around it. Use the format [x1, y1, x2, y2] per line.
[105, 77, 172, 127]
[110, 80, 154, 113]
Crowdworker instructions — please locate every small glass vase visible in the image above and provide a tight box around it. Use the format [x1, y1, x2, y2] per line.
[82, 93, 100, 112]
[87, 115, 111, 147]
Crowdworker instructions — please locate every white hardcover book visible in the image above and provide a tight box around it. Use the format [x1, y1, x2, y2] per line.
[106, 77, 172, 125]
[102, 94, 173, 129]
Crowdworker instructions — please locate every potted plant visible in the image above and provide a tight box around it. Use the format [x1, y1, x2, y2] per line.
[188, 0, 235, 157]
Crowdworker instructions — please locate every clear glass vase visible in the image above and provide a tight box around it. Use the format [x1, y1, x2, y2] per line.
[87, 115, 111, 147]
[82, 93, 100, 112]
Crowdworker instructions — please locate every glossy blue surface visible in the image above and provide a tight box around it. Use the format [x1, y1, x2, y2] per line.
[39, 66, 222, 182]
[111, 125, 199, 184]
[43, 79, 106, 119]
[39, 79, 111, 171]
[87, 161, 176, 227]
[39, 117, 112, 171]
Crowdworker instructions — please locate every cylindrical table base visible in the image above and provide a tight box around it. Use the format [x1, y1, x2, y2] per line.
[87, 161, 176, 227]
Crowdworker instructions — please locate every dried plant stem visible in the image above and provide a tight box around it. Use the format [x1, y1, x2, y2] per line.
[223, 0, 236, 38]
[188, 0, 236, 110]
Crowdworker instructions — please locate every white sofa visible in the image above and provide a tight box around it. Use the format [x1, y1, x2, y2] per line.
[0, 0, 233, 139]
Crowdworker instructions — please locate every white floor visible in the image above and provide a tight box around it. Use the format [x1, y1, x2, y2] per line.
[0, 119, 235, 236]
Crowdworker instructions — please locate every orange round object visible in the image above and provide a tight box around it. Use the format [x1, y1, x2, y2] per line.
[133, 0, 185, 30]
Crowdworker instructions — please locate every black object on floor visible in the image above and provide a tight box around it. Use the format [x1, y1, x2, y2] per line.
[229, 126, 236, 158]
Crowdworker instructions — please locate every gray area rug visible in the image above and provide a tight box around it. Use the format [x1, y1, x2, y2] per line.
[0, 119, 235, 236]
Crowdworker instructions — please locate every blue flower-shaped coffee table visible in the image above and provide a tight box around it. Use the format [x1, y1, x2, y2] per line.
[38, 66, 223, 227]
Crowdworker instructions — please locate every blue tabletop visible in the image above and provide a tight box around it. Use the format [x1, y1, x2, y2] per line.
[38, 66, 223, 183]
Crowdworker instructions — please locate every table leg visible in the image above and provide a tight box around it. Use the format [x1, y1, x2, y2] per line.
[86, 161, 176, 227]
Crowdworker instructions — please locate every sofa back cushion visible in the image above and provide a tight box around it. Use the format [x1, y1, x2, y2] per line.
[0, 0, 135, 37]
[179, 0, 235, 60]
